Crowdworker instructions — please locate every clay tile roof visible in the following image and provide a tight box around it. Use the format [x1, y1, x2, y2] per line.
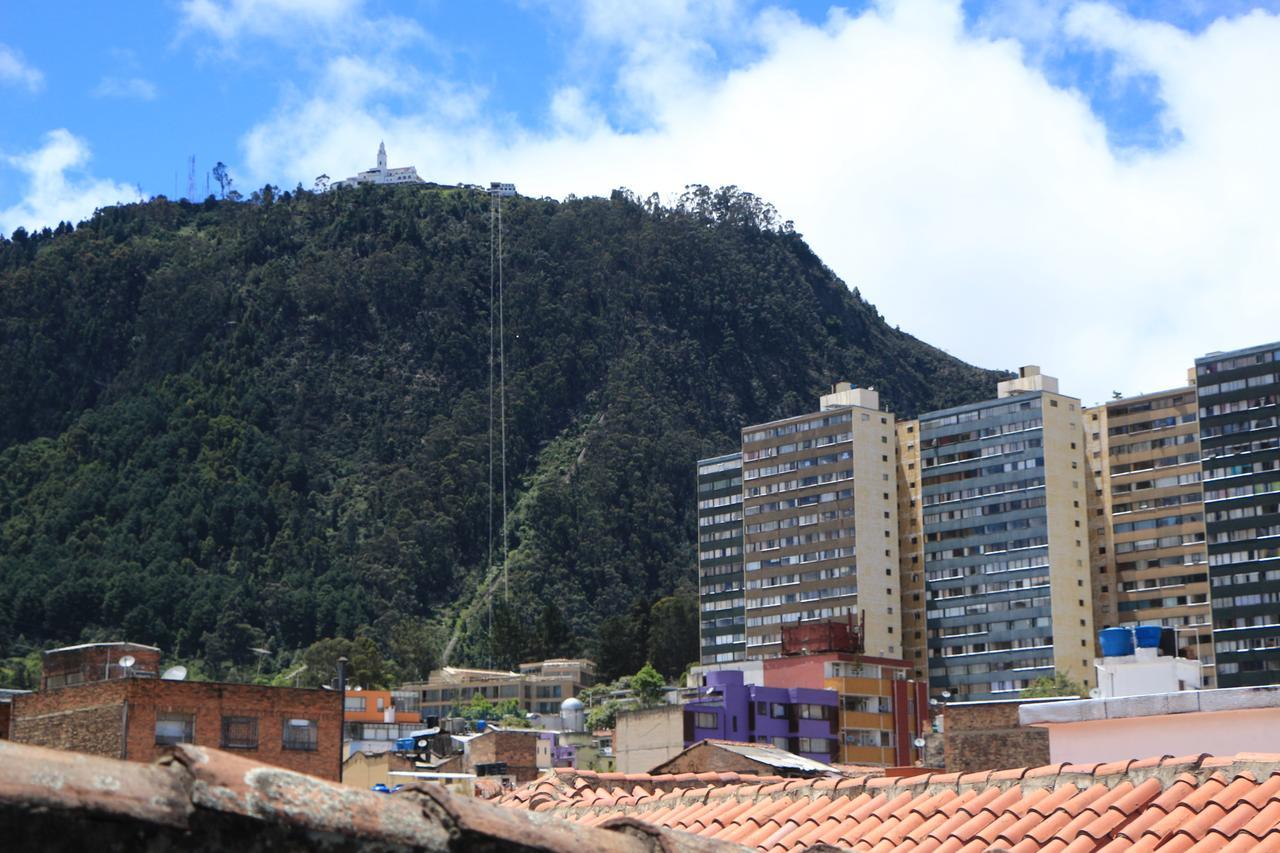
[0, 740, 747, 852]
[502, 752, 1280, 851]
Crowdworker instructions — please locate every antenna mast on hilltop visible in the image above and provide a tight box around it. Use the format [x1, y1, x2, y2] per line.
[186, 156, 196, 202]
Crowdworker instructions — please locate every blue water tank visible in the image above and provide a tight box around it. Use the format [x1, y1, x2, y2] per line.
[1134, 626, 1163, 649]
[1099, 627, 1134, 657]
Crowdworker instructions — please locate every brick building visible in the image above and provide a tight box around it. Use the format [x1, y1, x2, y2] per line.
[462, 729, 543, 784]
[39, 642, 162, 689]
[11, 678, 342, 780]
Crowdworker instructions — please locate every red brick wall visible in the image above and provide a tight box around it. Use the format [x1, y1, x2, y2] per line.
[942, 701, 1050, 773]
[41, 645, 163, 689]
[12, 679, 343, 780]
[466, 731, 541, 783]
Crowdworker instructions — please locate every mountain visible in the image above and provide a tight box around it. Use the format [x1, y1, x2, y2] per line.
[0, 184, 1004, 680]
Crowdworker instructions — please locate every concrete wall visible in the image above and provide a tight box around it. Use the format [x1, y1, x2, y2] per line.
[12, 679, 342, 779]
[1041, 707, 1280, 764]
[615, 705, 684, 773]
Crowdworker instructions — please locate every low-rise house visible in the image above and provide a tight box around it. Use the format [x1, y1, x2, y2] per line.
[648, 739, 839, 778]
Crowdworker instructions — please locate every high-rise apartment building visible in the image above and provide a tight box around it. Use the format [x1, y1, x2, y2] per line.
[897, 420, 928, 680]
[697, 453, 746, 665]
[915, 367, 1095, 700]
[740, 385, 902, 660]
[1196, 342, 1280, 687]
[1084, 384, 1214, 686]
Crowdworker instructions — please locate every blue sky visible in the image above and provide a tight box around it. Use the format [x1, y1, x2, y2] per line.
[3, 1, 1280, 401]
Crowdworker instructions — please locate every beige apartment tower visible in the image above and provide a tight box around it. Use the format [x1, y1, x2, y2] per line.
[1085, 380, 1213, 686]
[740, 385, 902, 660]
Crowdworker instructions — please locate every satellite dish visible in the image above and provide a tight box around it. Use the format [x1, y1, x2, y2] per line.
[162, 666, 188, 681]
[940, 690, 952, 700]
[913, 737, 927, 748]
[118, 655, 136, 669]
[1089, 687, 1102, 699]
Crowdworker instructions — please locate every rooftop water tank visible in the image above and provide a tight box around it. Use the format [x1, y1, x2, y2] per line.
[1099, 627, 1134, 658]
[1134, 626, 1163, 650]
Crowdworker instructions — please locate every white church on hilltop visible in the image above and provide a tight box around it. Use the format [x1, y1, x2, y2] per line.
[333, 142, 423, 188]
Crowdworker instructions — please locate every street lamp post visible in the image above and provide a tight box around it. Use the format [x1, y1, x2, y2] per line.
[337, 656, 349, 780]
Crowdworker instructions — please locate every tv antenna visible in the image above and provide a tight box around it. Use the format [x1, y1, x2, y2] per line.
[186, 155, 196, 201]
[162, 665, 188, 681]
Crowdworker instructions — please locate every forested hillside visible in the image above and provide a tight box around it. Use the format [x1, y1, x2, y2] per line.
[0, 184, 1003, 683]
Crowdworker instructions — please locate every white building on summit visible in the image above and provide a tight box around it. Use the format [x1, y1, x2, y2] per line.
[334, 142, 423, 188]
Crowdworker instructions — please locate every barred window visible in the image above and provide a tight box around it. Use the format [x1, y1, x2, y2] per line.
[283, 718, 318, 751]
[221, 716, 258, 749]
[155, 712, 195, 745]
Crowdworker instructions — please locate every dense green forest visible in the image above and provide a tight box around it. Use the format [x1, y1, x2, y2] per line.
[0, 184, 1003, 685]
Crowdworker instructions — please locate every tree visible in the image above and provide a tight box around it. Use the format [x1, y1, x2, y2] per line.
[299, 636, 390, 689]
[630, 662, 665, 708]
[532, 601, 574, 661]
[212, 162, 231, 198]
[1022, 671, 1087, 699]
[594, 613, 645, 682]
[460, 692, 495, 721]
[388, 617, 440, 682]
[646, 594, 697, 680]
[585, 700, 619, 732]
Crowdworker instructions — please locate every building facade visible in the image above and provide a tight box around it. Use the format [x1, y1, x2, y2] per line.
[334, 142, 424, 188]
[1197, 342, 1280, 687]
[11, 678, 343, 779]
[683, 670, 839, 763]
[406, 659, 595, 720]
[916, 367, 1095, 700]
[1084, 384, 1214, 686]
[697, 452, 746, 664]
[740, 384, 902, 660]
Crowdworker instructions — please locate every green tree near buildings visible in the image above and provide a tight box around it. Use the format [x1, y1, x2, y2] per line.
[298, 636, 390, 689]
[1021, 671, 1088, 699]
[646, 593, 698, 680]
[630, 662, 666, 708]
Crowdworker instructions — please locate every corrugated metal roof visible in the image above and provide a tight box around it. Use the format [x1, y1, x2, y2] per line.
[701, 741, 840, 774]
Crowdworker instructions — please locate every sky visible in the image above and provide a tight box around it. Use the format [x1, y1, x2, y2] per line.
[3, 0, 1280, 406]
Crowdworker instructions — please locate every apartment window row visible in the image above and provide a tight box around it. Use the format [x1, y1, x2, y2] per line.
[746, 468, 854, 498]
[697, 475, 742, 494]
[920, 418, 1043, 451]
[1206, 502, 1280, 523]
[1112, 472, 1200, 495]
[922, 437, 1043, 470]
[1215, 615, 1280, 631]
[1197, 349, 1278, 375]
[1114, 533, 1205, 554]
[936, 638, 1052, 657]
[745, 585, 857, 610]
[701, 597, 744, 613]
[701, 614, 745, 630]
[844, 729, 893, 747]
[1211, 568, 1280, 588]
[1197, 372, 1280, 396]
[932, 575, 1049, 601]
[154, 713, 317, 751]
[1113, 513, 1203, 534]
[929, 594, 1051, 619]
[698, 493, 742, 510]
[1216, 636, 1280, 654]
[744, 488, 853, 517]
[1109, 432, 1197, 457]
[700, 579, 743, 595]
[1109, 394, 1194, 416]
[698, 509, 742, 527]
[1216, 591, 1280, 608]
[747, 526, 856, 553]
[700, 561, 742, 578]
[700, 527, 740, 544]
[921, 456, 1043, 488]
[922, 477, 1045, 508]
[1121, 572, 1207, 592]
[923, 495, 1046, 525]
[1117, 554, 1210, 576]
[747, 564, 854, 590]
[746, 604, 855, 630]
[746, 507, 853, 534]
[744, 449, 853, 481]
[745, 546, 855, 571]
[1209, 546, 1280, 567]
[698, 458, 742, 476]
[1200, 395, 1278, 419]
[743, 411, 854, 443]
[1205, 480, 1280, 502]
[842, 695, 893, 713]
[925, 556, 1049, 582]
[926, 536, 1048, 562]
[1204, 459, 1280, 482]
[1210, 524, 1280, 544]
[700, 546, 742, 560]
[926, 515, 1043, 544]
[1118, 594, 1208, 613]
[923, 397, 1041, 431]
[931, 657, 1054, 674]
[1201, 437, 1280, 462]
[1113, 492, 1202, 514]
[1109, 414, 1196, 437]
[1110, 452, 1200, 476]
[742, 431, 852, 462]
[1201, 416, 1278, 440]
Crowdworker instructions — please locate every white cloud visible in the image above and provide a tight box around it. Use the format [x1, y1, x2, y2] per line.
[92, 76, 158, 100]
[241, 0, 1280, 403]
[0, 43, 44, 92]
[177, 0, 424, 52]
[0, 130, 140, 236]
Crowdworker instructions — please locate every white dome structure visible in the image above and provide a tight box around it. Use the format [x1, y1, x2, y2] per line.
[560, 696, 585, 733]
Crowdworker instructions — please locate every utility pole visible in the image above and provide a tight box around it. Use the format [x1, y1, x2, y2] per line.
[336, 656, 349, 781]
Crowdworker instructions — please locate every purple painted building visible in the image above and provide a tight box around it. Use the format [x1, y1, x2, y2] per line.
[682, 670, 839, 763]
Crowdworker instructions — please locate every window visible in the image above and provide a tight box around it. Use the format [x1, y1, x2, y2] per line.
[770, 703, 787, 718]
[797, 703, 830, 720]
[155, 712, 195, 745]
[283, 718, 318, 751]
[798, 737, 833, 754]
[693, 712, 718, 729]
[220, 716, 259, 750]
[344, 696, 366, 712]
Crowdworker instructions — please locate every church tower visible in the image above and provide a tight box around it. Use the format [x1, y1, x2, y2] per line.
[377, 141, 387, 170]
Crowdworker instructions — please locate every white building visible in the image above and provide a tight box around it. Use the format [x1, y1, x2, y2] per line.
[334, 142, 423, 188]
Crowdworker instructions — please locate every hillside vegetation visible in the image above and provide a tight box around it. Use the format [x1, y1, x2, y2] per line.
[0, 185, 1003, 681]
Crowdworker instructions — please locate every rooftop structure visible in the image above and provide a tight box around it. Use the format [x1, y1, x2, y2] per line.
[502, 754, 1280, 851]
[404, 659, 595, 718]
[40, 641, 162, 689]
